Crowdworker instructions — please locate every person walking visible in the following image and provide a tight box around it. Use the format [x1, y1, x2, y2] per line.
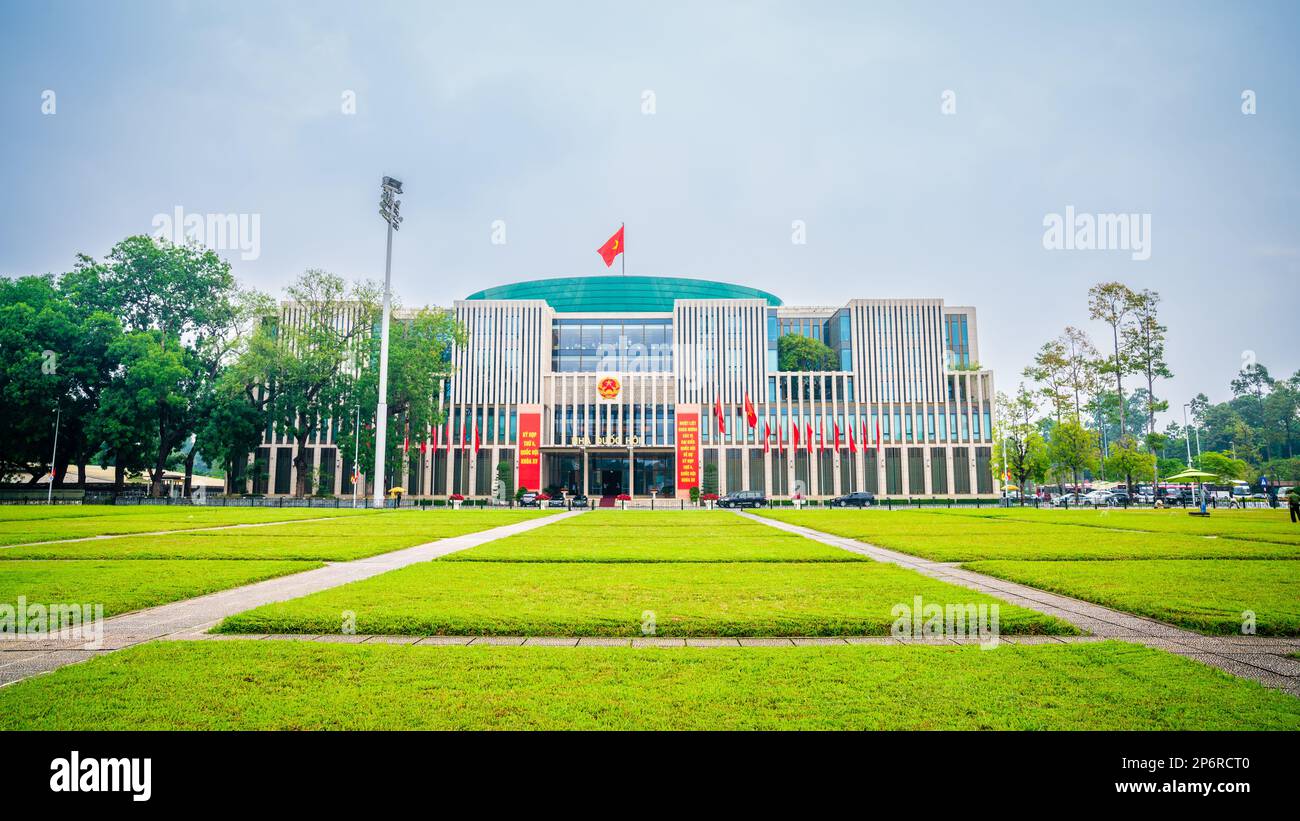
[1288, 488, 1299, 524]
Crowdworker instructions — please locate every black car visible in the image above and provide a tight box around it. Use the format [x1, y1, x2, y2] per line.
[546, 496, 568, 508]
[830, 491, 875, 508]
[569, 495, 589, 509]
[717, 490, 767, 509]
[1107, 491, 1131, 506]
[518, 492, 540, 508]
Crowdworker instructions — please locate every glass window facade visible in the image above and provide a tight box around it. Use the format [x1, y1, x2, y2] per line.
[552, 318, 673, 372]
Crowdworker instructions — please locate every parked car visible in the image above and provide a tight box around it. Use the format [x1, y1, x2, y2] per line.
[518, 492, 540, 508]
[569, 494, 589, 509]
[829, 491, 875, 508]
[717, 490, 768, 509]
[546, 496, 568, 508]
[1053, 493, 1088, 507]
[1082, 490, 1115, 506]
[1106, 491, 1132, 506]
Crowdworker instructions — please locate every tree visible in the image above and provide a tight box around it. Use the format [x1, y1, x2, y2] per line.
[63, 237, 243, 496]
[1122, 289, 1172, 437]
[701, 462, 719, 495]
[335, 307, 464, 495]
[1061, 326, 1102, 423]
[0, 275, 121, 485]
[236, 270, 380, 498]
[1230, 362, 1273, 459]
[496, 460, 514, 502]
[1022, 339, 1070, 423]
[1048, 418, 1099, 493]
[1087, 281, 1139, 438]
[1103, 435, 1154, 495]
[777, 334, 836, 372]
[992, 385, 1050, 503]
[1197, 451, 1248, 481]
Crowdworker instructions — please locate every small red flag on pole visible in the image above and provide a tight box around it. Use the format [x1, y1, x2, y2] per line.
[763, 420, 770, 454]
[744, 393, 757, 428]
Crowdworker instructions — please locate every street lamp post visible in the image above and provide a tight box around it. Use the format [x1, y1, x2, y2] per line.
[47, 404, 61, 504]
[352, 405, 360, 508]
[372, 176, 403, 508]
[1182, 404, 1194, 465]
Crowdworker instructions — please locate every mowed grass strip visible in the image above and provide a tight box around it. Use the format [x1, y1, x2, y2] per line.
[446, 509, 863, 562]
[0, 509, 559, 561]
[0, 559, 323, 617]
[753, 509, 1299, 561]
[0, 505, 381, 546]
[926, 507, 1300, 546]
[966, 559, 1300, 636]
[2, 640, 1296, 730]
[217, 560, 1073, 637]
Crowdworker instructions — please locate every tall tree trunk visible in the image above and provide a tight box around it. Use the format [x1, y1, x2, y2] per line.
[293, 412, 310, 498]
[183, 449, 196, 496]
[1112, 324, 1125, 438]
[113, 459, 125, 493]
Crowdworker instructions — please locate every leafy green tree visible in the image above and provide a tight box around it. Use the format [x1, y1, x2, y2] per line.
[336, 308, 463, 495]
[777, 334, 836, 372]
[701, 462, 719, 495]
[1087, 281, 1139, 437]
[1048, 418, 1099, 493]
[235, 270, 380, 498]
[1197, 451, 1248, 481]
[1122, 289, 1172, 436]
[1103, 435, 1155, 494]
[63, 237, 243, 495]
[496, 460, 514, 501]
[992, 385, 1050, 503]
[0, 275, 121, 485]
[1022, 339, 1070, 423]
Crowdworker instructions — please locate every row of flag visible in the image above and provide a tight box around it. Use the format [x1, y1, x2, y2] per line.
[713, 393, 883, 454]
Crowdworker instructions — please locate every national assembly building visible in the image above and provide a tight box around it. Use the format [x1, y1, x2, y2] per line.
[241, 275, 997, 502]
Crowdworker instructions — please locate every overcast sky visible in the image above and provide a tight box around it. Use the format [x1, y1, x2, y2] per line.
[2, 1, 1297, 425]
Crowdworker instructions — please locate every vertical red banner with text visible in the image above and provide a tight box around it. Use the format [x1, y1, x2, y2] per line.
[676, 411, 700, 492]
[518, 412, 541, 492]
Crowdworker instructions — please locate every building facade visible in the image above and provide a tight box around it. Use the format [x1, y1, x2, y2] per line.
[241, 275, 998, 500]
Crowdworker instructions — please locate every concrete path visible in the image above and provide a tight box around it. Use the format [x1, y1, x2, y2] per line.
[2, 511, 377, 549]
[740, 511, 1300, 696]
[0, 510, 581, 686]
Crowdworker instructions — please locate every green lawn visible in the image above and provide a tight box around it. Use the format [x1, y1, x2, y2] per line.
[936, 507, 1300, 545]
[0, 505, 381, 546]
[446, 509, 863, 562]
[754, 509, 1299, 561]
[0, 509, 557, 560]
[1, 640, 1295, 730]
[217, 559, 1072, 636]
[0, 559, 323, 616]
[967, 559, 1300, 636]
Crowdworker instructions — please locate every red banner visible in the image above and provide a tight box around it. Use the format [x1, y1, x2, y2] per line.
[676, 411, 700, 491]
[518, 412, 541, 492]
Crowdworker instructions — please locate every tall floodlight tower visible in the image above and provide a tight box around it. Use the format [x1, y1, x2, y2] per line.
[373, 176, 403, 507]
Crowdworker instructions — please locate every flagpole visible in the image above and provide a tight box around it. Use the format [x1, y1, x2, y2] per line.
[621, 223, 625, 276]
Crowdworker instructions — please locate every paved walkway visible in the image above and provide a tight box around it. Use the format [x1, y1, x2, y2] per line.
[0, 511, 581, 686]
[740, 511, 1300, 696]
[3, 511, 375, 549]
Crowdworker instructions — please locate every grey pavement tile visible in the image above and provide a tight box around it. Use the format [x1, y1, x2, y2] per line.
[684, 638, 741, 647]
[632, 637, 686, 647]
[576, 637, 632, 647]
[843, 637, 898, 645]
[1001, 635, 1067, 645]
[314, 634, 369, 643]
[467, 636, 525, 646]
[736, 638, 793, 647]
[363, 635, 421, 645]
[264, 634, 321, 641]
[1229, 653, 1300, 677]
[522, 637, 580, 647]
[790, 637, 848, 646]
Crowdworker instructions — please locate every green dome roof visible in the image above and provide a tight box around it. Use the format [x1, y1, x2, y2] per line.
[464, 276, 782, 313]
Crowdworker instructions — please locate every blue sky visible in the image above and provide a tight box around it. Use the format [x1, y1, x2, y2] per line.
[1, 0, 1297, 422]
